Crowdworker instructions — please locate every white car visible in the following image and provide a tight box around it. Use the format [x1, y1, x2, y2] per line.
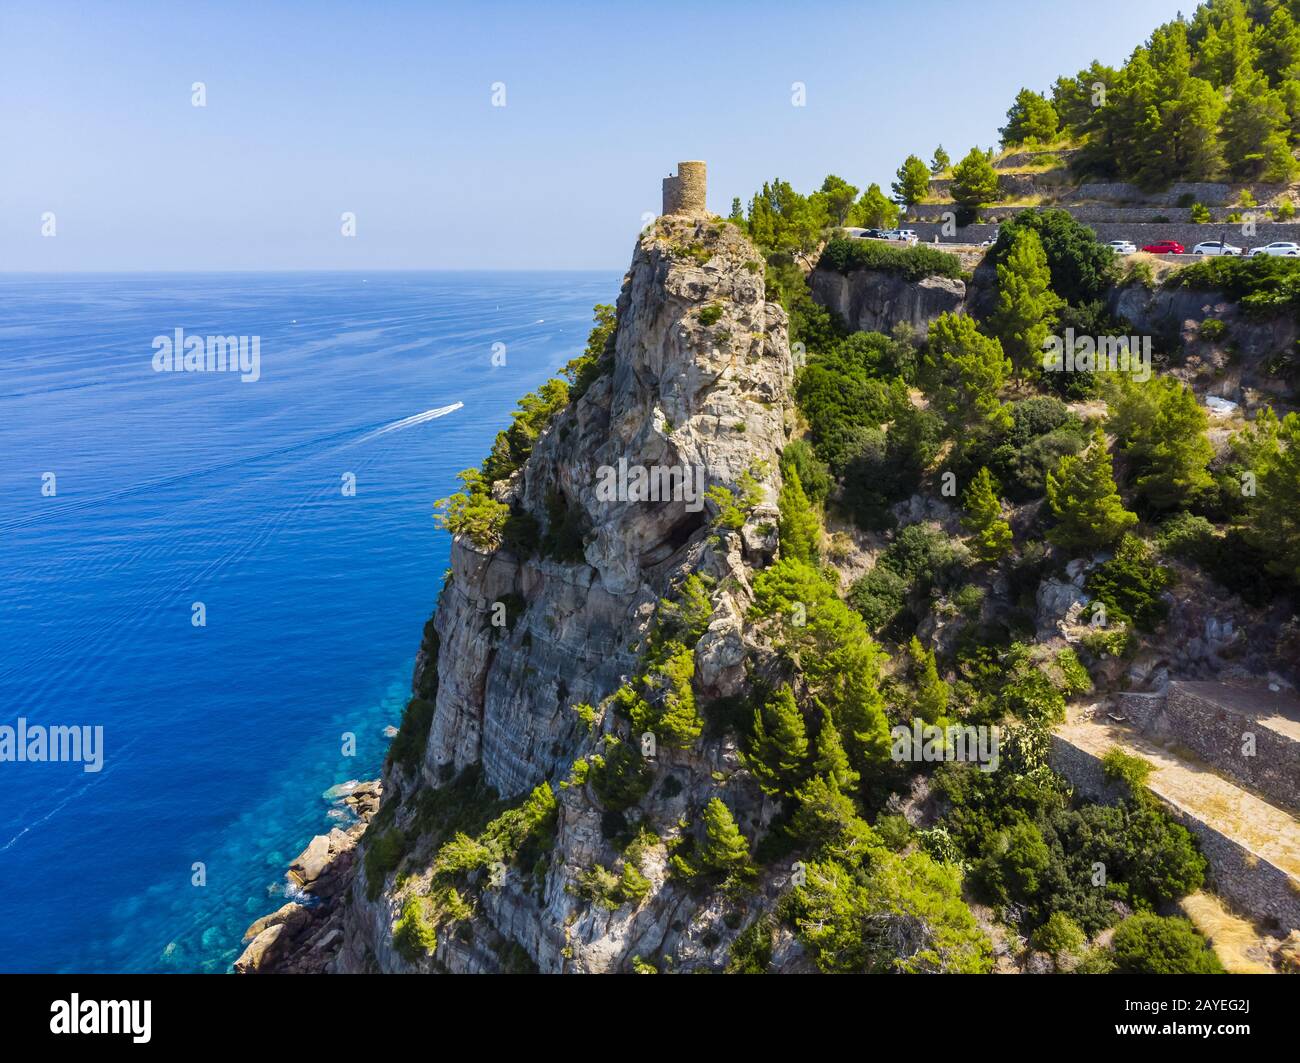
[1107, 240, 1138, 254]
[1248, 241, 1300, 257]
[879, 228, 918, 245]
[1192, 240, 1242, 256]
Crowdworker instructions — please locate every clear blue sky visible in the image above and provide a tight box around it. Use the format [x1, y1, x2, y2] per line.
[1, 0, 1191, 271]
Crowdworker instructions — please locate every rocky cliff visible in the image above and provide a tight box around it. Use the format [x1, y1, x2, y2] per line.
[809, 264, 966, 335]
[323, 214, 801, 973]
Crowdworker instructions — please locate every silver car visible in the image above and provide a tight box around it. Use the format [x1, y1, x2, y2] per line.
[1192, 240, 1242, 256]
[1247, 241, 1300, 257]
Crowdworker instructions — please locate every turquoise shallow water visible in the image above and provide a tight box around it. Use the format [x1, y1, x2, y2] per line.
[0, 270, 618, 972]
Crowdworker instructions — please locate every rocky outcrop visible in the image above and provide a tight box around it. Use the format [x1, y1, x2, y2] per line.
[809, 266, 966, 335]
[1108, 282, 1298, 401]
[332, 214, 798, 974]
[235, 780, 381, 974]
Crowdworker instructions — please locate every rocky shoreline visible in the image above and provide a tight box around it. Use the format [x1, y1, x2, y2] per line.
[234, 779, 382, 974]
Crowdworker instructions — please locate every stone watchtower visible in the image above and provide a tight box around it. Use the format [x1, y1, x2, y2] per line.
[662, 161, 707, 217]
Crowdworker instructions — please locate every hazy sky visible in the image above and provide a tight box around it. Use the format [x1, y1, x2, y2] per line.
[1, 0, 1191, 271]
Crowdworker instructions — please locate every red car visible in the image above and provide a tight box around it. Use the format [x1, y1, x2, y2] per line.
[1141, 240, 1185, 255]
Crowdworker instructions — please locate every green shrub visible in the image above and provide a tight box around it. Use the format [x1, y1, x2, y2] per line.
[1081, 624, 1134, 658]
[953, 584, 986, 620]
[434, 469, 510, 549]
[1109, 913, 1224, 974]
[1009, 397, 1077, 445]
[1102, 746, 1154, 793]
[364, 828, 409, 901]
[1054, 647, 1093, 696]
[780, 439, 832, 505]
[588, 737, 654, 812]
[1198, 317, 1228, 341]
[1033, 911, 1086, 961]
[726, 915, 775, 973]
[387, 697, 436, 774]
[1155, 512, 1217, 562]
[393, 895, 438, 961]
[1086, 534, 1172, 632]
[1167, 255, 1300, 318]
[1124, 257, 1156, 290]
[792, 850, 993, 973]
[818, 237, 962, 281]
[874, 813, 914, 851]
[880, 523, 960, 587]
[848, 565, 909, 633]
[699, 304, 724, 326]
[1190, 202, 1211, 223]
[562, 304, 617, 401]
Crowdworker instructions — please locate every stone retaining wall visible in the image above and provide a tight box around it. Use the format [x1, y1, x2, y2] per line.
[911, 203, 1297, 227]
[1119, 684, 1300, 812]
[1050, 732, 1300, 934]
[903, 219, 1300, 250]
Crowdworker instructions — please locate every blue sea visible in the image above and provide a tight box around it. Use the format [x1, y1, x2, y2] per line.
[0, 270, 618, 973]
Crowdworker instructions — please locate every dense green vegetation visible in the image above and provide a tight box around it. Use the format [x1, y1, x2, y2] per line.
[1168, 253, 1300, 317]
[1005, 0, 1300, 186]
[818, 236, 962, 280]
[724, 146, 1295, 972]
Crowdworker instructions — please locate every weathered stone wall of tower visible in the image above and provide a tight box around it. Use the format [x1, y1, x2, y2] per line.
[662, 160, 707, 216]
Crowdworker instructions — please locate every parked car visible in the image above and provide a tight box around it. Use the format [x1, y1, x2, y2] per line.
[1141, 240, 1185, 255]
[1107, 240, 1138, 254]
[1247, 241, 1300, 257]
[879, 228, 918, 245]
[861, 228, 886, 239]
[1192, 240, 1242, 256]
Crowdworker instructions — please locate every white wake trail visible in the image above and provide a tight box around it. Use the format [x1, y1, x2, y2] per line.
[353, 401, 464, 445]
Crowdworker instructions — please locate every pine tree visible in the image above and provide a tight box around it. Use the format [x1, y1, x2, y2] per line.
[962, 466, 1014, 562]
[930, 145, 951, 174]
[1247, 411, 1300, 583]
[747, 685, 810, 796]
[1108, 376, 1215, 513]
[989, 227, 1062, 379]
[1222, 67, 1298, 182]
[1000, 88, 1059, 145]
[924, 312, 1011, 432]
[1258, 7, 1300, 85]
[728, 197, 745, 224]
[811, 713, 859, 792]
[815, 174, 859, 227]
[891, 155, 931, 207]
[699, 798, 752, 874]
[908, 637, 950, 724]
[850, 182, 899, 229]
[1140, 22, 1223, 186]
[1046, 426, 1138, 552]
[950, 147, 1000, 209]
[1052, 62, 1119, 138]
[778, 468, 820, 562]
[790, 774, 877, 859]
[1196, 0, 1259, 87]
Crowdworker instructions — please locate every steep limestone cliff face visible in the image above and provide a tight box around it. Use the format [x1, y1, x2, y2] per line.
[335, 215, 798, 973]
[809, 264, 966, 334]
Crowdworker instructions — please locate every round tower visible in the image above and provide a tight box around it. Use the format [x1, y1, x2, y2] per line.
[662, 160, 707, 217]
